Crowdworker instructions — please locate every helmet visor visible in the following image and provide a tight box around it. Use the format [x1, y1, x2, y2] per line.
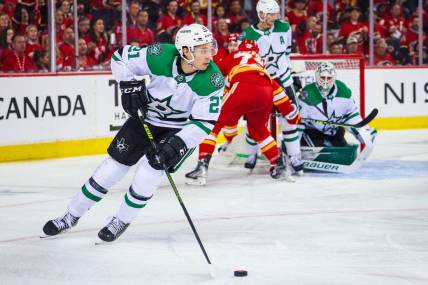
[194, 40, 218, 57]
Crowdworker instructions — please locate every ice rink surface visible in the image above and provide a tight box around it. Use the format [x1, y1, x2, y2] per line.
[1, 129, 428, 285]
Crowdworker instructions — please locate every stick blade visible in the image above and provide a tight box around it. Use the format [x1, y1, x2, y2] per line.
[208, 264, 216, 278]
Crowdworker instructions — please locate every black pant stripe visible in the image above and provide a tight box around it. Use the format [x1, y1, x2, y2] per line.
[129, 186, 152, 201]
[282, 130, 297, 135]
[89, 177, 108, 194]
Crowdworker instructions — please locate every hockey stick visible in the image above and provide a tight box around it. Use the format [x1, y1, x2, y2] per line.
[302, 108, 378, 128]
[136, 108, 215, 277]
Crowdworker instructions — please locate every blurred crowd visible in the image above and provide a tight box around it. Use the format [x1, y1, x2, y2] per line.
[0, 0, 427, 73]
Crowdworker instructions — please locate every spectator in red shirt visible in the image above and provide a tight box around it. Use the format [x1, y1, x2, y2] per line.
[78, 17, 91, 39]
[128, 0, 140, 29]
[59, 27, 75, 70]
[183, 0, 207, 26]
[12, 6, 30, 35]
[84, 17, 108, 64]
[127, 9, 154, 47]
[33, 49, 49, 72]
[345, 36, 360, 54]
[384, 4, 406, 40]
[401, 16, 427, 60]
[77, 38, 96, 70]
[0, 27, 13, 70]
[329, 41, 344, 55]
[338, 6, 367, 49]
[374, 38, 396, 66]
[58, 0, 73, 28]
[0, 12, 11, 34]
[228, 0, 247, 32]
[2, 34, 36, 72]
[55, 9, 67, 43]
[24, 24, 43, 58]
[140, 0, 160, 29]
[287, 0, 307, 33]
[77, 1, 93, 21]
[296, 16, 322, 54]
[212, 4, 227, 31]
[0, 26, 13, 50]
[157, 0, 182, 33]
[308, 0, 334, 22]
[213, 18, 230, 49]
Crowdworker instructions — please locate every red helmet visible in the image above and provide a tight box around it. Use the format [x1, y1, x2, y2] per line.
[227, 33, 239, 43]
[238, 39, 259, 53]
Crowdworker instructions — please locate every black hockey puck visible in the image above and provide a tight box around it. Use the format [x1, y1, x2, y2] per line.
[234, 270, 248, 277]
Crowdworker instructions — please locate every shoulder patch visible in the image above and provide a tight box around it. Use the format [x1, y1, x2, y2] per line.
[335, 80, 352, 99]
[243, 26, 262, 41]
[147, 43, 163, 56]
[146, 43, 176, 77]
[188, 62, 224, 96]
[273, 20, 291, 33]
[210, 72, 224, 88]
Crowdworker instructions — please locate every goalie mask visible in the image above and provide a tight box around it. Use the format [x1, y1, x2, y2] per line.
[315, 62, 336, 96]
[256, 0, 280, 22]
[175, 24, 217, 67]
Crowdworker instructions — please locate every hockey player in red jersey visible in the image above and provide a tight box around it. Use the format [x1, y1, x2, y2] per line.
[185, 40, 300, 185]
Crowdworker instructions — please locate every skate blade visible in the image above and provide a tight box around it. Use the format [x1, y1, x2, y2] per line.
[40, 235, 56, 239]
[40, 229, 70, 239]
[281, 170, 296, 183]
[94, 240, 110, 245]
[185, 177, 206, 186]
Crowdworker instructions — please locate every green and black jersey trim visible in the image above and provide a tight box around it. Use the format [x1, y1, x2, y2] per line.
[186, 119, 214, 134]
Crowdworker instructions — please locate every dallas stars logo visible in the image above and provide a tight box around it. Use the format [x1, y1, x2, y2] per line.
[116, 137, 129, 153]
[262, 46, 284, 76]
[147, 43, 162, 56]
[321, 110, 344, 135]
[147, 93, 186, 119]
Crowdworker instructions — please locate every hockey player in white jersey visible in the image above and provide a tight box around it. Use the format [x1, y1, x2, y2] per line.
[42, 24, 224, 242]
[298, 62, 377, 173]
[242, 0, 303, 175]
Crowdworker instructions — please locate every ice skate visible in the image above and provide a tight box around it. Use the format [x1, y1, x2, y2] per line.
[289, 155, 304, 176]
[185, 156, 210, 186]
[281, 141, 304, 176]
[270, 157, 295, 182]
[42, 211, 79, 237]
[98, 216, 129, 242]
[217, 142, 230, 153]
[244, 154, 258, 170]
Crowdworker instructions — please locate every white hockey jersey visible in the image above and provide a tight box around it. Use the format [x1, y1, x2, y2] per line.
[242, 20, 293, 87]
[111, 43, 224, 148]
[298, 80, 376, 159]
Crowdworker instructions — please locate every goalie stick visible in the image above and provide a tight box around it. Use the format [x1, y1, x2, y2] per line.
[302, 108, 378, 128]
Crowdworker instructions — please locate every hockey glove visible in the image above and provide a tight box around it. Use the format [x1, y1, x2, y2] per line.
[119, 80, 148, 119]
[147, 135, 188, 171]
[284, 103, 301, 125]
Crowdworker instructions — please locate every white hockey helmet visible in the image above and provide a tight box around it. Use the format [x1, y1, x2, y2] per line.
[315, 62, 337, 96]
[256, 0, 280, 22]
[175, 24, 216, 62]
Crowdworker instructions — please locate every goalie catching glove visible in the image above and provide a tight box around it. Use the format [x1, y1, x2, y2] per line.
[119, 80, 148, 119]
[147, 135, 188, 171]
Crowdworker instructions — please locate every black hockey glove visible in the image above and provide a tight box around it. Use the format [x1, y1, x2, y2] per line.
[119, 80, 148, 119]
[147, 135, 188, 171]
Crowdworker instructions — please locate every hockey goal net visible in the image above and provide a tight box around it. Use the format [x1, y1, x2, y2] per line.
[290, 54, 365, 116]
[213, 54, 366, 167]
